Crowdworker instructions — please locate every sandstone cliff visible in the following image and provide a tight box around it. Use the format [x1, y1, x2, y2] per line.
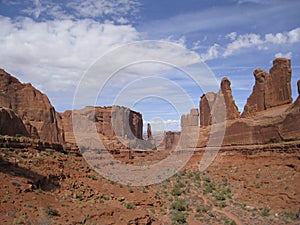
[197, 58, 299, 147]
[0, 107, 29, 137]
[200, 77, 240, 127]
[60, 106, 144, 150]
[165, 59, 299, 150]
[0, 69, 64, 143]
[242, 58, 292, 117]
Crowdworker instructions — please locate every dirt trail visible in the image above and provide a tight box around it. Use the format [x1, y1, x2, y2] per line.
[201, 194, 244, 225]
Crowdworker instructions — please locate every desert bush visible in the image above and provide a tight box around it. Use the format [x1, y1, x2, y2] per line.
[171, 212, 187, 224]
[45, 205, 59, 217]
[261, 207, 270, 217]
[171, 199, 187, 211]
[125, 203, 135, 209]
[171, 186, 183, 196]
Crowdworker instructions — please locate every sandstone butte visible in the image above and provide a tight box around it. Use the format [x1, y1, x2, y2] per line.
[0, 57, 299, 150]
[0, 69, 143, 150]
[178, 58, 299, 148]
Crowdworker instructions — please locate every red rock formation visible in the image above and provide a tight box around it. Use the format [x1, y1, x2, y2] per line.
[163, 131, 180, 150]
[147, 123, 152, 139]
[197, 59, 298, 147]
[242, 58, 292, 117]
[0, 69, 64, 143]
[200, 77, 239, 127]
[220, 77, 240, 120]
[60, 106, 143, 150]
[181, 108, 199, 128]
[0, 107, 29, 137]
[200, 92, 217, 127]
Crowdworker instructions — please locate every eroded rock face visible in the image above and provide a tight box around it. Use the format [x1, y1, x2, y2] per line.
[60, 106, 143, 150]
[0, 69, 64, 143]
[200, 92, 216, 127]
[0, 107, 29, 137]
[242, 58, 292, 117]
[199, 77, 239, 127]
[163, 131, 180, 150]
[220, 77, 240, 120]
[147, 123, 152, 139]
[181, 108, 199, 128]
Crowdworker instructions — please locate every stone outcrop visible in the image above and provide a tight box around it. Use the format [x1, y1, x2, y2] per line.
[181, 108, 199, 148]
[0, 107, 29, 137]
[200, 77, 239, 127]
[163, 131, 180, 150]
[147, 123, 152, 139]
[197, 58, 299, 147]
[200, 92, 216, 127]
[60, 106, 144, 150]
[0, 69, 64, 143]
[220, 77, 240, 120]
[242, 58, 292, 117]
[181, 108, 199, 128]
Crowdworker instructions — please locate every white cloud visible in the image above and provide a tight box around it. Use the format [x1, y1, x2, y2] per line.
[0, 16, 140, 94]
[288, 27, 300, 43]
[66, 0, 140, 21]
[192, 40, 201, 50]
[223, 33, 263, 57]
[200, 44, 220, 61]
[225, 32, 237, 41]
[275, 52, 292, 59]
[221, 27, 300, 58]
[0, 16, 205, 113]
[20, 0, 140, 23]
[265, 32, 288, 44]
[264, 28, 300, 44]
[144, 119, 180, 132]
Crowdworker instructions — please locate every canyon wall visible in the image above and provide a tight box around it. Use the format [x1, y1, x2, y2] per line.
[60, 106, 144, 150]
[0, 69, 64, 143]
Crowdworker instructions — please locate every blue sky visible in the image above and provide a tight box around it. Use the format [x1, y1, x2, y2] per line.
[0, 0, 299, 132]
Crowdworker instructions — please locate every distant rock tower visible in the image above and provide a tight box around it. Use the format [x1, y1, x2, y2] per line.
[147, 123, 152, 139]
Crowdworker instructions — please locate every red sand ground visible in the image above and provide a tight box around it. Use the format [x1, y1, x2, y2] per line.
[0, 141, 299, 224]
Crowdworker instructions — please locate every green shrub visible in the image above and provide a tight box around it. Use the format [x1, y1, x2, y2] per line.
[196, 205, 207, 213]
[171, 199, 187, 211]
[171, 212, 187, 224]
[45, 205, 59, 217]
[125, 203, 135, 209]
[261, 207, 270, 217]
[171, 186, 183, 196]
